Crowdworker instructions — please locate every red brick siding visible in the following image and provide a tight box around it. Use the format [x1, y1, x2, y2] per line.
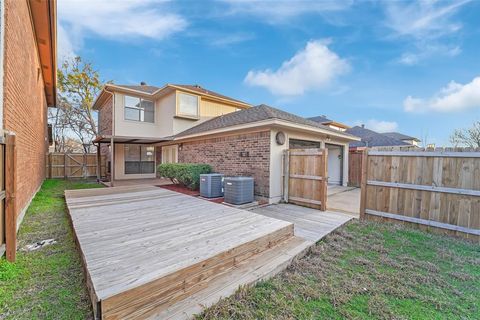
[178, 131, 271, 198]
[2, 0, 48, 216]
[98, 96, 112, 135]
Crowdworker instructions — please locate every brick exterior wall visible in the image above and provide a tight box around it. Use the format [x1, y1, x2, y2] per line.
[98, 96, 112, 135]
[2, 0, 49, 217]
[178, 131, 271, 198]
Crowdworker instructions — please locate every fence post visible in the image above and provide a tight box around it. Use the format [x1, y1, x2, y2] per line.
[283, 150, 289, 203]
[359, 149, 368, 220]
[321, 148, 328, 211]
[5, 133, 17, 262]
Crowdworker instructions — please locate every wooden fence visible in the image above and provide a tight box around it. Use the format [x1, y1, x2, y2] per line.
[283, 148, 328, 210]
[1, 132, 17, 261]
[360, 148, 480, 242]
[47, 153, 106, 179]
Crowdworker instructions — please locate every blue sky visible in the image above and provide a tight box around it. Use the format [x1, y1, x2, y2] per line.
[58, 0, 480, 146]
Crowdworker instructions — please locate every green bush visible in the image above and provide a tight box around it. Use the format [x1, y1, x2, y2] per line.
[157, 163, 212, 190]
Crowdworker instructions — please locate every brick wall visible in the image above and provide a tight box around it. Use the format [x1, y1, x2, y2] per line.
[2, 0, 48, 217]
[98, 96, 112, 135]
[178, 131, 271, 198]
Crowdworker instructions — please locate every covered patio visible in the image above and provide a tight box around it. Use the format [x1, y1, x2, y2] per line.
[93, 135, 172, 187]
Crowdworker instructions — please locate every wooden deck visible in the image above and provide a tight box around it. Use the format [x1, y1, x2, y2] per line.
[252, 204, 353, 242]
[65, 186, 310, 319]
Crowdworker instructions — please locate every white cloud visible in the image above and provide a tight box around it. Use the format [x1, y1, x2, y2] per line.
[220, 0, 352, 22]
[356, 119, 399, 133]
[404, 76, 480, 113]
[244, 40, 349, 96]
[384, 0, 469, 39]
[383, 0, 470, 64]
[58, 0, 187, 61]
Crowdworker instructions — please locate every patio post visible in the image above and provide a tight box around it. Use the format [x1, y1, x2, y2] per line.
[110, 137, 115, 187]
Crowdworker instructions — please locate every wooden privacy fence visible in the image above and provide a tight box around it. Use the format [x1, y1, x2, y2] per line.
[47, 153, 106, 179]
[283, 148, 328, 211]
[1, 132, 17, 262]
[360, 149, 480, 242]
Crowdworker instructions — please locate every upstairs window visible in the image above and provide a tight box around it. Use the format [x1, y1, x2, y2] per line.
[177, 92, 199, 118]
[124, 95, 154, 123]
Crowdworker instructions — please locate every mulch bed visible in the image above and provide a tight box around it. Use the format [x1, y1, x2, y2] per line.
[159, 184, 225, 203]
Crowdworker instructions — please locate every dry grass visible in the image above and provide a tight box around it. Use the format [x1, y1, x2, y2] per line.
[198, 221, 480, 320]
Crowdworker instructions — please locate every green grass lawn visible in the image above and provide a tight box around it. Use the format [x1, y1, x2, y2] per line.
[0, 179, 103, 319]
[1, 179, 479, 319]
[198, 222, 480, 320]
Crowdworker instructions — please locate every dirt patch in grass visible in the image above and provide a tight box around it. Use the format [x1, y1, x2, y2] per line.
[0, 179, 103, 319]
[198, 221, 480, 320]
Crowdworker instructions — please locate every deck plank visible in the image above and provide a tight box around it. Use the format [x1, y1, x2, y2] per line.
[252, 204, 353, 242]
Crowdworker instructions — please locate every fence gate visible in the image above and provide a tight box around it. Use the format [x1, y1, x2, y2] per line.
[1, 132, 17, 261]
[47, 153, 106, 179]
[283, 148, 328, 211]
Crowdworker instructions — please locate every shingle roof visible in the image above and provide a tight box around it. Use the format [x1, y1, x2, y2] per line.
[175, 104, 358, 138]
[346, 126, 409, 148]
[114, 84, 161, 94]
[308, 115, 332, 123]
[383, 132, 420, 142]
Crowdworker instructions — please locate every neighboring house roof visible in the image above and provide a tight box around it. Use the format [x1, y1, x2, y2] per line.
[93, 83, 251, 109]
[383, 132, 421, 142]
[29, 0, 57, 107]
[346, 126, 409, 148]
[308, 115, 332, 123]
[175, 104, 359, 140]
[308, 115, 350, 129]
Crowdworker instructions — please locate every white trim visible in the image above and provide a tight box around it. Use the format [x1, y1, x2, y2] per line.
[365, 209, 480, 236]
[367, 180, 480, 197]
[368, 150, 480, 158]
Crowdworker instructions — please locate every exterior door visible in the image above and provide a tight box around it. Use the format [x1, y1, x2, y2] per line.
[161, 145, 178, 164]
[326, 144, 342, 185]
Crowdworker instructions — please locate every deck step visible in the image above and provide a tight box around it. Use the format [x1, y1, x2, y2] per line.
[99, 223, 295, 319]
[153, 236, 313, 320]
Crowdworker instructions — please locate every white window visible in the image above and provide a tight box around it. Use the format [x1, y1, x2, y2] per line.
[177, 92, 199, 118]
[124, 95, 154, 123]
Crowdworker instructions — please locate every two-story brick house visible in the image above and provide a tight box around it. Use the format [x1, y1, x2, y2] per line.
[93, 83, 251, 181]
[93, 83, 359, 203]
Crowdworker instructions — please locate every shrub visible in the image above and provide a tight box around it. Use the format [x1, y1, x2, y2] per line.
[157, 163, 212, 190]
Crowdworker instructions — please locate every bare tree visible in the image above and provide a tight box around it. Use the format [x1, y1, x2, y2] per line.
[50, 56, 104, 153]
[450, 121, 480, 148]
